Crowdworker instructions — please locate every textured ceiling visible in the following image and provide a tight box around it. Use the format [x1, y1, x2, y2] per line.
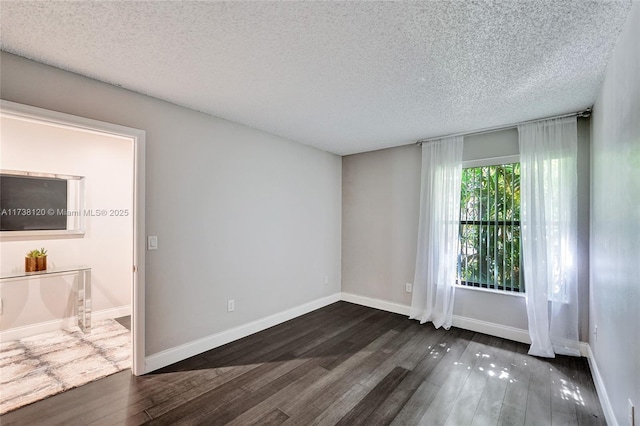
[0, 1, 632, 155]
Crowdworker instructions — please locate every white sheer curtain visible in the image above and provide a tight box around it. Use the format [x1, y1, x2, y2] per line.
[410, 136, 463, 329]
[519, 116, 580, 357]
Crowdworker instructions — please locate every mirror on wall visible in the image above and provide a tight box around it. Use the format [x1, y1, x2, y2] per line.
[0, 169, 85, 237]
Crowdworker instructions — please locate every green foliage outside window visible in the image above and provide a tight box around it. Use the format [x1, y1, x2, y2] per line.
[458, 163, 523, 292]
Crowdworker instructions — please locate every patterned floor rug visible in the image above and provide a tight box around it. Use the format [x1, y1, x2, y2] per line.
[0, 318, 131, 414]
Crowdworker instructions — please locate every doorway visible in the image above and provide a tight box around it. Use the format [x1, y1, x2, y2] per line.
[0, 100, 145, 376]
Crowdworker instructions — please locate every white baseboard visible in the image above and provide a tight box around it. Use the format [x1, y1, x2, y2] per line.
[451, 315, 531, 344]
[340, 292, 531, 344]
[92, 305, 132, 322]
[144, 293, 341, 373]
[145, 291, 530, 373]
[341, 292, 411, 316]
[579, 342, 590, 358]
[584, 343, 616, 426]
[0, 305, 131, 342]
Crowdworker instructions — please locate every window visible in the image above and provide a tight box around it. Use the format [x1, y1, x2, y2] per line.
[457, 163, 523, 293]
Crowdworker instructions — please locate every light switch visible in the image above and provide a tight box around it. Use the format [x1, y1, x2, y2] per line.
[147, 235, 158, 250]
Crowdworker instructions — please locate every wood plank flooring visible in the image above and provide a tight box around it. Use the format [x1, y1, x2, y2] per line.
[0, 302, 605, 425]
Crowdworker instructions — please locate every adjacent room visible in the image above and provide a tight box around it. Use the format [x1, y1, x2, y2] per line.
[0, 113, 136, 413]
[0, 1, 638, 425]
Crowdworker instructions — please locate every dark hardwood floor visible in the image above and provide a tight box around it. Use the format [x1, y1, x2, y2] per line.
[0, 302, 605, 425]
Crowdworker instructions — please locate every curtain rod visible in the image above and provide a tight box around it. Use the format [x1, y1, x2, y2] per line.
[416, 108, 591, 145]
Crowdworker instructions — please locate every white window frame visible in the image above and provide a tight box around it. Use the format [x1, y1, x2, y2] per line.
[456, 154, 524, 297]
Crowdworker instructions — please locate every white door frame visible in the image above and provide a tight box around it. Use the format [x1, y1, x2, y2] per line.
[0, 99, 146, 375]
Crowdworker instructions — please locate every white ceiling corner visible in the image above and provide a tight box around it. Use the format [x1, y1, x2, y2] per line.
[0, 1, 633, 155]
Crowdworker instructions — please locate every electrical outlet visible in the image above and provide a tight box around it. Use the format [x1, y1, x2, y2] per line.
[324, 276, 329, 285]
[405, 282, 412, 293]
[629, 399, 635, 426]
[227, 299, 235, 312]
[594, 325, 598, 342]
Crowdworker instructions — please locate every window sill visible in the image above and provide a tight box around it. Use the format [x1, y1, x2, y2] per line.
[454, 284, 526, 298]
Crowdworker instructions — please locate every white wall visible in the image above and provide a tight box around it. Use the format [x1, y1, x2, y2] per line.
[0, 52, 342, 357]
[0, 116, 133, 332]
[342, 144, 421, 306]
[342, 123, 590, 339]
[590, 3, 640, 425]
